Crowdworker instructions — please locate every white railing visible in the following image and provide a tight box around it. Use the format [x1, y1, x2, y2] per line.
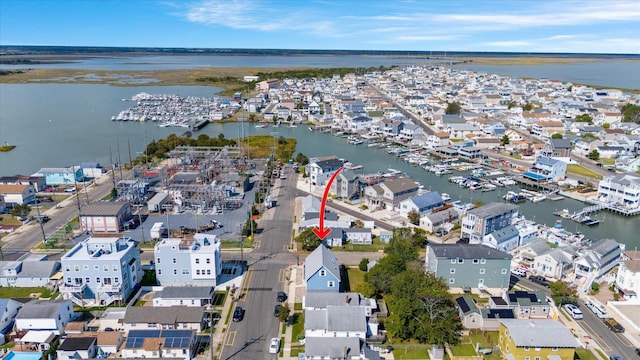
[60, 283, 86, 293]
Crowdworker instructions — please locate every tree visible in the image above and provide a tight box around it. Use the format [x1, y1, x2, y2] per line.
[575, 114, 593, 123]
[385, 267, 462, 344]
[522, 103, 535, 111]
[603, 122, 611, 129]
[550, 281, 578, 305]
[407, 210, 420, 225]
[621, 103, 640, 123]
[278, 302, 290, 323]
[241, 218, 257, 237]
[445, 102, 462, 115]
[507, 101, 518, 109]
[296, 228, 323, 251]
[366, 228, 420, 294]
[353, 219, 364, 228]
[500, 134, 510, 145]
[588, 149, 600, 160]
[359, 258, 369, 272]
[11, 204, 31, 218]
[551, 133, 563, 139]
[295, 152, 309, 166]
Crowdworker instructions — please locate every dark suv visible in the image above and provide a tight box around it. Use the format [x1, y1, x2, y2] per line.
[232, 306, 245, 322]
[529, 275, 549, 287]
[277, 291, 287, 302]
[274, 304, 282, 317]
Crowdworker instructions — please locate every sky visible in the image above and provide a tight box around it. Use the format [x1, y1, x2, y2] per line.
[1, 0, 639, 54]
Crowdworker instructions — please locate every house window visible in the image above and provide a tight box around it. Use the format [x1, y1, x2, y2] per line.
[479, 269, 485, 274]
[552, 347, 558, 351]
[320, 270, 326, 276]
[206, 258, 211, 264]
[525, 357, 530, 360]
[196, 270, 200, 275]
[104, 265, 109, 271]
[458, 258, 464, 264]
[480, 259, 486, 264]
[173, 269, 177, 275]
[83, 265, 89, 270]
[328, 281, 335, 287]
[156, 258, 160, 264]
[85, 277, 90, 283]
[74, 265, 80, 272]
[206, 269, 211, 275]
[450, 268, 456, 274]
[473, 259, 479, 264]
[195, 259, 200, 264]
[535, 357, 540, 360]
[94, 265, 99, 270]
[182, 269, 190, 275]
[448, 278, 455, 284]
[114, 277, 119, 283]
[96, 277, 101, 282]
[451, 259, 457, 264]
[172, 258, 177, 264]
[524, 346, 530, 351]
[158, 269, 162, 275]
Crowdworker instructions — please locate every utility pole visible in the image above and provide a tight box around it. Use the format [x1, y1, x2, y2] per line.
[35, 197, 47, 245]
[73, 168, 83, 232]
[109, 146, 117, 197]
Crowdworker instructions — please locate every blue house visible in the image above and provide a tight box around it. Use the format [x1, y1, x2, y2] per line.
[34, 166, 84, 186]
[523, 156, 567, 182]
[304, 245, 341, 292]
[399, 191, 444, 217]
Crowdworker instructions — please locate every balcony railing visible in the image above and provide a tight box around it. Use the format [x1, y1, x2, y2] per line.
[60, 283, 86, 293]
[98, 283, 122, 292]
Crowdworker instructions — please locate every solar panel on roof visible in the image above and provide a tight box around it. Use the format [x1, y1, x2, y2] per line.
[129, 329, 160, 338]
[456, 297, 471, 313]
[160, 329, 190, 338]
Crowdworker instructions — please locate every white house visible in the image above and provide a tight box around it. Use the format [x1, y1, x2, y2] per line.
[15, 299, 74, 335]
[152, 286, 214, 307]
[574, 239, 623, 292]
[532, 248, 575, 280]
[307, 156, 344, 187]
[0, 298, 22, 336]
[154, 234, 222, 287]
[597, 173, 640, 210]
[615, 250, 640, 300]
[122, 306, 205, 332]
[305, 306, 368, 340]
[57, 337, 98, 360]
[120, 329, 196, 360]
[0, 184, 36, 205]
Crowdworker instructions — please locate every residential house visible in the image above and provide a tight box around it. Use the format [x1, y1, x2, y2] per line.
[0, 175, 46, 193]
[66, 331, 123, 357]
[305, 306, 368, 339]
[0, 298, 22, 335]
[541, 138, 572, 159]
[614, 250, 640, 300]
[419, 208, 459, 233]
[399, 192, 444, 217]
[0, 258, 61, 287]
[498, 319, 580, 360]
[79, 202, 132, 234]
[79, 162, 105, 178]
[614, 156, 640, 172]
[330, 169, 366, 200]
[152, 286, 215, 307]
[461, 202, 519, 244]
[15, 299, 74, 335]
[304, 245, 341, 292]
[34, 166, 84, 186]
[120, 329, 197, 360]
[574, 239, 623, 291]
[60, 237, 142, 307]
[0, 184, 36, 205]
[502, 290, 551, 319]
[447, 123, 482, 139]
[300, 211, 351, 232]
[597, 173, 640, 210]
[425, 243, 512, 293]
[426, 132, 450, 148]
[364, 177, 419, 210]
[154, 234, 222, 287]
[399, 123, 423, 140]
[378, 230, 393, 243]
[533, 248, 574, 280]
[308, 156, 344, 187]
[481, 225, 520, 252]
[531, 121, 565, 139]
[303, 292, 377, 317]
[349, 116, 373, 132]
[455, 296, 515, 331]
[57, 337, 98, 360]
[123, 306, 205, 331]
[304, 337, 381, 360]
[344, 228, 373, 245]
[523, 156, 567, 182]
[596, 145, 627, 159]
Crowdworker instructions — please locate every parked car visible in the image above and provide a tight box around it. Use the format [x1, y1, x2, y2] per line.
[608, 167, 617, 172]
[64, 187, 76, 193]
[609, 355, 624, 360]
[269, 337, 280, 354]
[274, 304, 282, 317]
[603, 317, 625, 333]
[563, 304, 583, 319]
[528, 275, 549, 287]
[277, 291, 287, 302]
[232, 306, 245, 322]
[36, 215, 50, 224]
[511, 268, 527, 277]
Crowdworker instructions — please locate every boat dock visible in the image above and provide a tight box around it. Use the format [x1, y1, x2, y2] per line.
[191, 119, 209, 131]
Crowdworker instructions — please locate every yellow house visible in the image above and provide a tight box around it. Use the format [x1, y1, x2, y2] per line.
[499, 319, 579, 360]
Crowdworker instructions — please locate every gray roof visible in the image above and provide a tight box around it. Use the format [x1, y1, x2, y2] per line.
[429, 244, 512, 260]
[304, 337, 363, 358]
[455, 296, 480, 316]
[124, 306, 204, 324]
[16, 299, 70, 319]
[59, 337, 96, 351]
[80, 202, 129, 216]
[315, 158, 344, 169]
[487, 225, 519, 244]
[407, 192, 443, 210]
[304, 307, 367, 332]
[156, 286, 213, 300]
[382, 177, 418, 194]
[607, 173, 640, 186]
[304, 245, 340, 282]
[302, 195, 321, 213]
[550, 138, 572, 149]
[424, 208, 458, 223]
[305, 292, 372, 309]
[17, 261, 60, 278]
[468, 202, 518, 219]
[588, 238, 620, 257]
[499, 319, 580, 348]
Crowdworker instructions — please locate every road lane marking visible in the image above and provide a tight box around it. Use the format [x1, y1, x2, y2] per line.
[225, 331, 236, 346]
[239, 269, 253, 302]
[581, 322, 611, 352]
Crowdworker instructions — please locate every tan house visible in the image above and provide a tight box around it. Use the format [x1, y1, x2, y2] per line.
[0, 184, 36, 205]
[498, 319, 580, 360]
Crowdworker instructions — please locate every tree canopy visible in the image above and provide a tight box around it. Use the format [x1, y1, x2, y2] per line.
[550, 281, 578, 305]
[445, 102, 462, 115]
[551, 133, 563, 139]
[296, 227, 323, 251]
[500, 134, 510, 145]
[575, 114, 593, 123]
[587, 149, 600, 160]
[622, 103, 640, 123]
[407, 210, 420, 226]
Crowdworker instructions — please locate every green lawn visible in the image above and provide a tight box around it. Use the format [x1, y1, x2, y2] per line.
[290, 345, 304, 357]
[291, 313, 305, 342]
[333, 238, 388, 252]
[346, 267, 366, 292]
[576, 348, 600, 360]
[600, 158, 615, 165]
[566, 164, 603, 180]
[0, 287, 53, 298]
[392, 346, 431, 359]
[450, 343, 476, 356]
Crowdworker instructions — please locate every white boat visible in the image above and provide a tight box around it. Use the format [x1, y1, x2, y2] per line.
[435, 168, 453, 176]
[255, 124, 268, 128]
[531, 195, 547, 203]
[350, 139, 364, 145]
[308, 127, 314, 132]
[441, 193, 451, 201]
[288, 124, 298, 128]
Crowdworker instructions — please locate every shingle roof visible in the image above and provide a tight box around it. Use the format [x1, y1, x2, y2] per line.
[157, 286, 213, 299]
[304, 337, 363, 358]
[80, 202, 129, 216]
[429, 244, 512, 260]
[382, 177, 418, 194]
[304, 292, 371, 309]
[59, 337, 96, 351]
[124, 306, 204, 324]
[304, 245, 340, 282]
[16, 300, 70, 319]
[468, 202, 518, 219]
[407, 192, 443, 210]
[499, 319, 580, 348]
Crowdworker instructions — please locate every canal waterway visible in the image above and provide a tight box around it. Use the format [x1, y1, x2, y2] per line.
[1, 82, 638, 246]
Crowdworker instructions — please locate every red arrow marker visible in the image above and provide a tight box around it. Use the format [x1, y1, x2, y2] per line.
[312, 166, 344, 240]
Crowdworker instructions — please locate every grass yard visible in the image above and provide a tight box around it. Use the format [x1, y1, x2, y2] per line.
[345, 267, 366, 292]
[0, 287, 53, 298]
[566, 164, 603, 180]
[334, 237, 388, 252]
[290, 345, 305, 357]
[392, 346, 432, 359]
[291, 313, 305, 343]
[576, 348, 600, 360]
[450, 343, 477, 356]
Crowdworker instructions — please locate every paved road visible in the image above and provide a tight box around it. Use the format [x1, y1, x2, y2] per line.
[1, 172, 122, 260]
[219, 166, 297, 360]
[366, 82, 435, 136]
[518, 277, 636, 359]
